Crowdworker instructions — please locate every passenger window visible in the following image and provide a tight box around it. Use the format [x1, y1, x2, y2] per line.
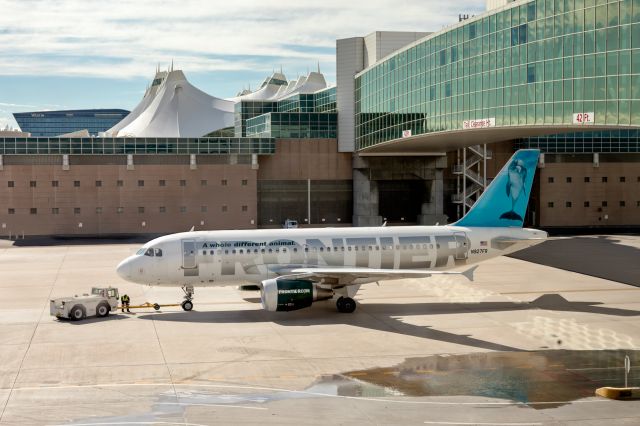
[145, 248, 154, 257]
[239, 249, 243, 254]
[304, 247, 309, 252]
[341, 247, 345, 251]
[210, 250, 214, 255]
[268, 248, 273, 253]
[202, 250, 206, 255]
[293, 248, 298, 252]
[348, 246, 352, 251]
[154, 248, 163, 257]
[225, 250, 229, 254]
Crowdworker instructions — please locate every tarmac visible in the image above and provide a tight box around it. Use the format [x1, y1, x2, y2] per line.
[0, 234, 639, 425]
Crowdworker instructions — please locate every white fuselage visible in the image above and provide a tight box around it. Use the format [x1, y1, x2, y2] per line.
[116, 225, 547, 287]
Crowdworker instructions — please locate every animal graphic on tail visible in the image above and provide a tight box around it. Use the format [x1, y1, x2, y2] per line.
[500, 158, 528, 222]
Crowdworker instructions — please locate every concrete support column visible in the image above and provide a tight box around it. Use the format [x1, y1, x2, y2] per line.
[62, 154, 70, 171]
[418, 169, 448, 225]
[0, 154, 3, 171]
[251, 153, 259, 170]
[127, 154, 134, 170]
[352, 157, 382, 227]
[190, 154, 197, 170]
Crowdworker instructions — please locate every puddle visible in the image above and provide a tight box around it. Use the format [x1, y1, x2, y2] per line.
[339, 350, 640, 408]
[64, 350, 640, 424]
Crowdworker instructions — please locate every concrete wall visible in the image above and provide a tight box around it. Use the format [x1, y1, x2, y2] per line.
[258, 139, 352, 180]
[258, 138, 353, 226]
[363, 31, 431, 69]
[336, 37, 364, 153]
[0, 155, 258, 236]
[539, 162, 640, 228]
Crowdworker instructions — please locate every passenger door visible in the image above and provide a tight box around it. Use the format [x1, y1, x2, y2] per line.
[182, 240, 197, 269]
[453, 232, 469, 260]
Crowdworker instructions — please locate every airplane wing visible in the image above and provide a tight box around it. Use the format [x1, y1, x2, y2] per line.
[277, 265, 478, 287]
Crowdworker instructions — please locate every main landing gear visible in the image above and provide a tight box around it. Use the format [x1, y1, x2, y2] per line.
[181, 285, 194, 311]
[336, 297, 356, 313]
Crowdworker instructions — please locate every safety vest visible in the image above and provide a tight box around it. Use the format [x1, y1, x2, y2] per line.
[121, 295, 130, 303]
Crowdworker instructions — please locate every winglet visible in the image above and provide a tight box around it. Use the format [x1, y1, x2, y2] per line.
[462, 265, 479, 282]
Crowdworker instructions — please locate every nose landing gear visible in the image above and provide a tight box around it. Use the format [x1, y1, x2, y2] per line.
[181, 285, 194, 311]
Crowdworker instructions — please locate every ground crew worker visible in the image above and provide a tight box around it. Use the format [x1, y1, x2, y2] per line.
[121, 294, 131, 313]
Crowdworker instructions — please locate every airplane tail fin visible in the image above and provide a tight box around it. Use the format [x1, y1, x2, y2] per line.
[454, 149, 540, 228]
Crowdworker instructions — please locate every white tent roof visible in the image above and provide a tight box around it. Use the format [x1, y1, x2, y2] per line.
[227, 70, 329, 103]
[107, 69, 234, 138]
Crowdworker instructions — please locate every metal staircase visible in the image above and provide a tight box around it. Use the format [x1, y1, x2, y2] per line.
[452, 145, 492, 218]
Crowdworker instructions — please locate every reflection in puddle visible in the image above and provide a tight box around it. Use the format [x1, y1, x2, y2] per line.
[340, 350, 640, 409]
[67, 350, 639, 424]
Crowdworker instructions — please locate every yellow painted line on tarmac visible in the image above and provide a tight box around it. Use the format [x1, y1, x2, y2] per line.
[349, 372, 368, 377]
[416, 370, 434, 374]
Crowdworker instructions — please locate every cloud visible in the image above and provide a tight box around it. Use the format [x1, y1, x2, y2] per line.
[0, 0, 485, 80]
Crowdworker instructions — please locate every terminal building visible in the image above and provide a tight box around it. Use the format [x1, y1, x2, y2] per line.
[13, 109, 130, 137]
[1, 0, 639, 237]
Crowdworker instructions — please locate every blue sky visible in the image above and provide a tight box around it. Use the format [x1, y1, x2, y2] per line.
[0, 0, 485, 129]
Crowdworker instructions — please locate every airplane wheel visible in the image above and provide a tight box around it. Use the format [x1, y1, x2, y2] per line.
[153, 303, 161, 311]
[181, 300, 193, 311]
[336, 297, 356, 313]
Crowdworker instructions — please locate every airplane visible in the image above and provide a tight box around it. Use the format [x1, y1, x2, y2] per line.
[116, 149, 547, 314]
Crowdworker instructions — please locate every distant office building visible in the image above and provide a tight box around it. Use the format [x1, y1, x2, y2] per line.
[13, 109, 129, 137]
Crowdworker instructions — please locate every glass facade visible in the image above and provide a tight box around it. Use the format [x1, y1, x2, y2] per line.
[234, 87, 337, 137]
[14, 109, 130, 137]
[246, 113, 338, 138]
[355, 0, 640, 151]
[517, 128, 640, 151]
[234, 101, 276, 137]
[0, 137, 275, 155]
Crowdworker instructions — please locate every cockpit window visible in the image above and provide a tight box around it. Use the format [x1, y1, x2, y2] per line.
[154, 248, 163, 257]
[145, 248, 155, 257]
[136, 248, 145, 255]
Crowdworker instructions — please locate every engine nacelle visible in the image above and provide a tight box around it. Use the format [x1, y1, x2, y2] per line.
[260, 278, 333, 312]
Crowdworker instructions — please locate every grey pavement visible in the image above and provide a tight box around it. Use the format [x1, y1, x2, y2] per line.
[0, 236, 638, 425]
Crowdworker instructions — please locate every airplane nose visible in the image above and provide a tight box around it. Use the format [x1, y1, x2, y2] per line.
[116, 258, 131, 280]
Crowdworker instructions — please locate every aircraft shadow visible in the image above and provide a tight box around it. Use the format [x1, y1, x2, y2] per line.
[137, 294, 640, 352]
[510, 235, 640, 288]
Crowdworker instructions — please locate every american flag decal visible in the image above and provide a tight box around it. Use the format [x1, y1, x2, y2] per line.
[480, 241, 487, 246]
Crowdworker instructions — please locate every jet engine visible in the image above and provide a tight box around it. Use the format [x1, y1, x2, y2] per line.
[260, 279, 333, 312]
